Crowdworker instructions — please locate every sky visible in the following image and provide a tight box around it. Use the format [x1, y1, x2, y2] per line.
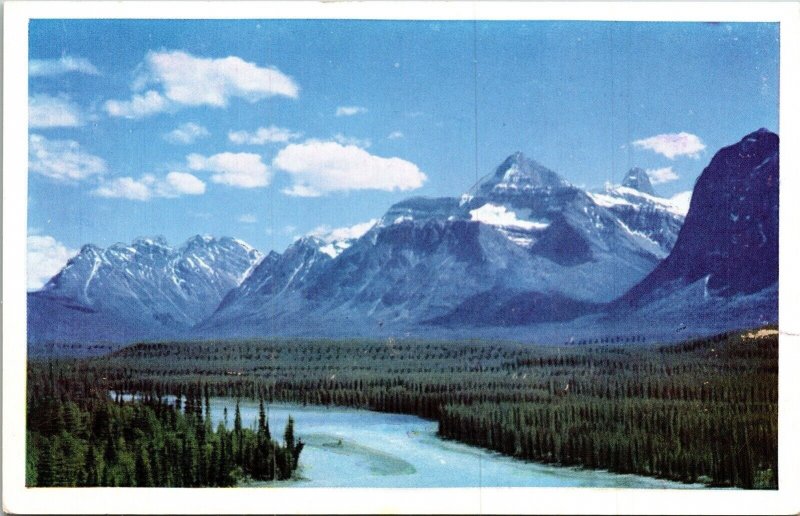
[27, 19, 779, 289]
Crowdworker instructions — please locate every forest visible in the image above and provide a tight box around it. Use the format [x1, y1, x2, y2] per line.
[26, 368, 303, 487]
[27, 327, 778, 488]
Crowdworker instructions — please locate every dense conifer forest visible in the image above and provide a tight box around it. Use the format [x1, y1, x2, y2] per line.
[27, 327, 777, 488]
[26, 368, 303, 487]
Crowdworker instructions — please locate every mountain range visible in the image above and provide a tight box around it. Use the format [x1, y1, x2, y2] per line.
[200, 150, 683, 338]
[28, 236, 261, 346]
[27, 129, 778, 351]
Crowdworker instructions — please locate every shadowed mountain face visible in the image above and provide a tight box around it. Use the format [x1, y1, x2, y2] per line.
[619, 129, 778, 307]
[28, 236, 262, 346]
[198, 153, 685, 339]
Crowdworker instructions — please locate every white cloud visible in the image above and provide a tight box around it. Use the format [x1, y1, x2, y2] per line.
[228, 125, 301, 145]
[29, 56, 100, 77]
[163, 122, 210, 144]
[388, 131, 405, 140]
[308, 219, 379, 243]
[94, 176, 154, 201]
[669, 190, 693, 216]
[632, 132, 706, 159]
[159, 171, 207, 196]
[104, 90, 169, 118]
[29, 134, 107, 181]
[27, 235, 78, 290]
[274, 140, 426, 196]
[308, 219, 379, 257]
[93, 172, 206, 201]
[188, 152, 271, 188]
[238, 214, 258, 224]
[281, 184, 323, 198]
[29, 94, 84, 128]
[645, 166, 679, 185]
[105, 50, 299, 118]
[148, 50, 299, 104]
[332, 133, 371, 148]
[335, 106, 367, 117]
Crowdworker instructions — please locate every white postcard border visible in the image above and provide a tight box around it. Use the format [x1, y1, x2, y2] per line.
[4, 2, 799, 514]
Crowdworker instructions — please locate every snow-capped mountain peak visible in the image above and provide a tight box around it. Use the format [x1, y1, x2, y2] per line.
[621, 167, 656, 196]
[132, 235, 171, 249]
[472, 152, 571, 196]
[585, 168, 687, 255]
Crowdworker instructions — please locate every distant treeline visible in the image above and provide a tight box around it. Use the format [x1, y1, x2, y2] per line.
[26, 369, 303, 487]
[29, 328, 778, 488]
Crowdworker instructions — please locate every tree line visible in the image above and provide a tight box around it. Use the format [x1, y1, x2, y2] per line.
[29, 327, 778, 488]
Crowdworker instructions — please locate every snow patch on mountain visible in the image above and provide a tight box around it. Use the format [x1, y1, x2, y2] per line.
[587, 191, 634, 209]
[469, 203, 549, 231]
[595, 185, 686, 217]
[668, 191, 693, 216]
[319, 240, 352, 259]
[616, 219, 667, 258]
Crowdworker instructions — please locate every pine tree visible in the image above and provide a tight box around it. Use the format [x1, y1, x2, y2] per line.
[82, 443, 100, 486]
[234, 400, 243, 465]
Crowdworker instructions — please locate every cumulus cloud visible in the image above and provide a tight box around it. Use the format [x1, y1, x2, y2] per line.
[228, 125, 301, 145]
[163, 122, 210, 144]
[94, 176, 153, 201]
[388, 131, 405, 140]
[274, 140, 426, 197]
[335, 106, 367, 117]
[27, 235, 78, 290]
[29, 134, 107, 181]
[93, 172, 206, 201]
[187, 152, 271, 188]
[159, 171, 207, 196]
[29, 94, 84, 128]
[632, 132, 706, 159]
[332, 133, 371, 148]
[104, 90, 169, 119]
[645, 166, 679, 185]
[308, 219, 379, 243]
[29, 56, 100, 77]
[669, 190, 693, 216]
[238, 214, 257, 224]
[105, 50, 298, 118]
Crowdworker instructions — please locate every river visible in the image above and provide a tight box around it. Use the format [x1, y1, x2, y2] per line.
[198, 398, 701, 488]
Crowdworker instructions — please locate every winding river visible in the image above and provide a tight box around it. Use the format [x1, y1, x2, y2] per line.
[203, 398, 702, 488]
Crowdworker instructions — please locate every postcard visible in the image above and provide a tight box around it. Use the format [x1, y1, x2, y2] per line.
[3, 1, 800, 514]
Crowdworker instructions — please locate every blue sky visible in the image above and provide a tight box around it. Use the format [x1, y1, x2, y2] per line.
[27, 19, 778, 288]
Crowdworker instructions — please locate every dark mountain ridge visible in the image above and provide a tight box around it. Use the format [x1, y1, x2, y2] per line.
[618, 128, 778, 307]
